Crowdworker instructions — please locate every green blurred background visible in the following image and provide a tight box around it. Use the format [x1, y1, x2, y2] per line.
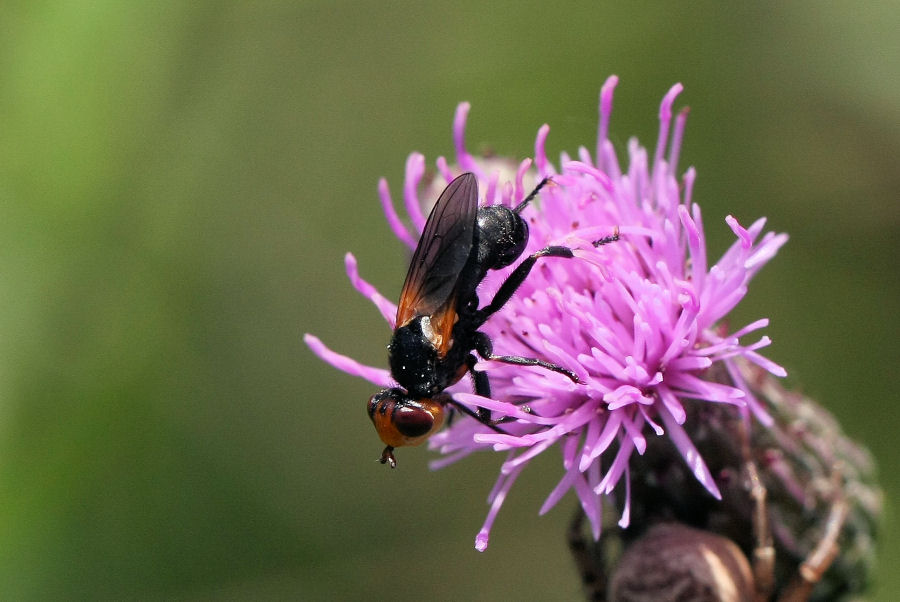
[0, 2, 896, 599]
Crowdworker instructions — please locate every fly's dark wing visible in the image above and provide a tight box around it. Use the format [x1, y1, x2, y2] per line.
[396, 172, 478, 328]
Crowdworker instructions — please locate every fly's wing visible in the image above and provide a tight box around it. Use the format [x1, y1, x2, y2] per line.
[395, 173, 478, 330]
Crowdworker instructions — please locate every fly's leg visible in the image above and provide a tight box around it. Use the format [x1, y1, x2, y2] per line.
[476, 228, 619, 323]
[469, 354, 493, 424]
[470, 354, 492, 399]
[472, 331, 580, 383]
[463, 224, 618, 430]
[441, 355, 514, 432]
[466, 329, 579, 434]
[463, 352, 530, 426]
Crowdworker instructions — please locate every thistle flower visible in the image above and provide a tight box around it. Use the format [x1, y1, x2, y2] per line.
[304, 76, 790, 552]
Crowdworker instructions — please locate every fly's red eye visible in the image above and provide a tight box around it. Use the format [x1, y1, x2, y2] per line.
[369, 392, 447, 452]
[392, 405, 435, 438]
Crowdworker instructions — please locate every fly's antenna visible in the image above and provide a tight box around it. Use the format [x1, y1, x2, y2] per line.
[513, 177, 553, 214]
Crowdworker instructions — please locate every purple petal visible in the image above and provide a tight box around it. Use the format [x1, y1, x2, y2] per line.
[535, 124, 551, 175]
[303, 334, 392, 387]
[540, 467, 576, 515]
[667, 107, 689, 173]
[617, 465, 632, 528]
[744, 349, 788, 377]
[580, 411, 624, 472]
[453, 102, 481, 177]
[514, 158, 533, 205]
[595, 435, 634, 495]
[344, 253, 396, 327]
[657, 386, 686, 424]
[377, 177, 416, 249]
[403, 153, 427, 232]
[652, 82, 683, 180]
[475, 462, 525, 552]
[658, 405, 722, 500]
[435, 155, 453, 183]
[669, 372, 746, 405]
[726, 214, 753, 249]
[596, 75, 618, 170]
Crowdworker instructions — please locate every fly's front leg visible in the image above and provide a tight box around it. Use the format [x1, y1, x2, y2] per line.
[477, 246, 574, 320]
[477, 229, 619, 323]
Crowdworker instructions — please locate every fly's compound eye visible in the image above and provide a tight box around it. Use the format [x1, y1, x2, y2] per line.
[394, 403, 438, 438]
[368, 389, 446, 449]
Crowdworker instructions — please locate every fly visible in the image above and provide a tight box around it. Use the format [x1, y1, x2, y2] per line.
[368, 172, 618, 467]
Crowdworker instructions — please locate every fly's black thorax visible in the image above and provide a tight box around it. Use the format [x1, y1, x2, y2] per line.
[388, 316, 466, 398]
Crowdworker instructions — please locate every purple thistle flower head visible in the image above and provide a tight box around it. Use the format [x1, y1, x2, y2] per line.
[304, 76, 788, 552]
